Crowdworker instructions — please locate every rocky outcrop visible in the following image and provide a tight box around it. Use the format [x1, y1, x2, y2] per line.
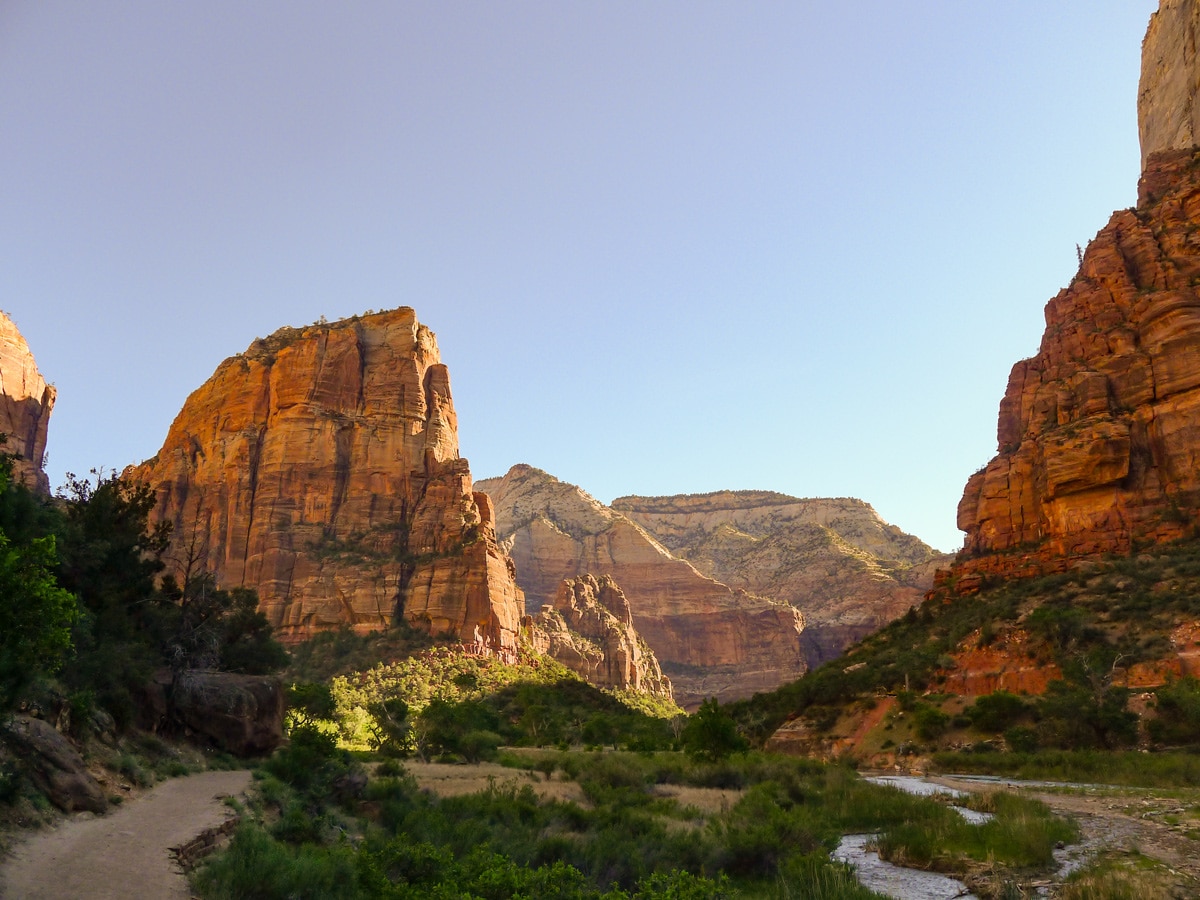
[0, 312, 54, 492]
[2, 715, 107, 813]
[170, 671, 285, 756]
[957, 2, 1200, 579]
[613, 492, 949, 665]
[1139, 0, 1200, 170]
[128, 308, 523, 650]
[524, 575, 673, 699]
[476, 465, 807, 707]
[955, 153, 1200, 577]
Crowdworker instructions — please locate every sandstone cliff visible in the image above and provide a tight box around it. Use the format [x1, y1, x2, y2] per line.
[612, 492, 949, 664]
[128, 308, 523, 649]
[476, 465, 807, 707]
[0, 312, 54, 493]
[957, 0, 1200, 578]
[524, 575, 673, 700]
[1140, 0, 1200, 170]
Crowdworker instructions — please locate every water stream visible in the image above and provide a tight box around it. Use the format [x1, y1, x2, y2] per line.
[829, 775, 990, 900]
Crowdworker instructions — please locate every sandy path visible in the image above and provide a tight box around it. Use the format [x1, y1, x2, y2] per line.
[0, 769, 251, 900]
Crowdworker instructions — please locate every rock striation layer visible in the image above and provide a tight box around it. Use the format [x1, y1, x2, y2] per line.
[612, 492, 949, 665]
[1139, 0, 1200, 170]
[129, 308, 523, 649]
[476, 465, 807, 707]
[0, 312, 54, 492]
[957, 0, 1200, 579]
[524, 575, 673, 700]
[956, 150, 1200, 577]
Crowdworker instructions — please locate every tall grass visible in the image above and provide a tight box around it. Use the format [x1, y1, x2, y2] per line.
[932, 749, 1200, 788]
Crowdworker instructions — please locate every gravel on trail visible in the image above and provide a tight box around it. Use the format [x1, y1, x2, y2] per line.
[0, 769, 252, 900]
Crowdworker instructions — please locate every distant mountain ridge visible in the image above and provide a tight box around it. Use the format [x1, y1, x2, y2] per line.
[612, 491, 949, 665]
[476, 465, 808, 707]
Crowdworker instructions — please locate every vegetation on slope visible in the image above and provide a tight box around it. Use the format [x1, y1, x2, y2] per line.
[727, 537, 1200, 757]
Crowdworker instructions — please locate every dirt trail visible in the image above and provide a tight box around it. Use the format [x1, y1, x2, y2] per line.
[0, 769, 251, 900]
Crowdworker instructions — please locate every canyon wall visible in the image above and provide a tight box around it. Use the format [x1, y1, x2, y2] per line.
[477, 465, 808, 707]
[128, 308, 523, 649]
[957, 0, 1200, 579]
[612, 492, 949, 664]
[0, 312, 54, 493]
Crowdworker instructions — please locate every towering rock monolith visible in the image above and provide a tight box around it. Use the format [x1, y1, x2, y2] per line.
[956, 0, 1200, 579]
[0, 312, 54, 493]
[129, 308, 523, 650]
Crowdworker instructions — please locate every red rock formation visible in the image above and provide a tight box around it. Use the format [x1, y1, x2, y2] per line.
[613, 491, 949, 665]
[957, 2, 1200, 579]
[956, 152, 1200, 578]
[0, 312, 54, 492]
[477, 465, 808, 707]
[128, 308, 523, 649]
[524, 575, 674, 700]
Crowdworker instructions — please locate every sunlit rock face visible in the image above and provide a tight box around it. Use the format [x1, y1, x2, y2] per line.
[1139, 0, 1200, 170]
[128, 308, 523, 650]
[524, 574, 674, 700]
[612, 492, 948, 666]
[956, 3, 1200, 579]
[477, 465, 807, 708]
[0, 312, 54, 493]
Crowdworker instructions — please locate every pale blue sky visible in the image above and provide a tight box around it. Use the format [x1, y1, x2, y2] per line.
[0, 2, 1160, 551]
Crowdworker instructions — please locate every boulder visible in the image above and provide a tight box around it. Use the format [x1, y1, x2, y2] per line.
[3, 715, 106, 813]
[170, 671, 285, 756]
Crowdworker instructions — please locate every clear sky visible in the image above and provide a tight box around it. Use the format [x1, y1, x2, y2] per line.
[0, 1, 1161, 552]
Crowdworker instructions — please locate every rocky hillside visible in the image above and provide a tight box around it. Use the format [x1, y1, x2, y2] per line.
[0, 312, 54, 493]
[612, 491, 949, 664]
[128, 308, 524, 650]
[524, 575, 673, 701]
[476, 465, 807, 707]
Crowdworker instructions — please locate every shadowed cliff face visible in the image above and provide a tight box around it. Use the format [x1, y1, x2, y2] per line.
[129, 307, 523, 649]
[0, 312, 54, 493]
[477, 465, 807, 708]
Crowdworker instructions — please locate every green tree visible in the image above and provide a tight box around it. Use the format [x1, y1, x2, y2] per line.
[681, 697, 748, 761]
[0, 530, 76, 717]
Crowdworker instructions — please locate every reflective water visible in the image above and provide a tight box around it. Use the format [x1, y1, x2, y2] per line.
[833, 834, 979, 900]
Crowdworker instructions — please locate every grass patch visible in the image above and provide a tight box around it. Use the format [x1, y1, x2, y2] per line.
[931, 750, 1200, 788]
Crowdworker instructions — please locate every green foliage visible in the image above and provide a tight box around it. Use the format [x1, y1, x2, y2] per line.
[930, 749, 1200, 787]
[1034, 681, 1137, 750]
[966, 691, 1031, 733]
[0, 531, 76, 716]
[913, 705, 950, 741]
[1149, 676, 1200, 745]
[681, 699, 748, 761]
[331, 647, 674, 752]
[286, 682, 337, 729]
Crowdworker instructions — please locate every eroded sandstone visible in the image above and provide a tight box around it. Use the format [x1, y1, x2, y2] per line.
[477, 465, 807, 707]
[0, 312, 54, 492]
[612, 492, 949, 665]
[128, 308, 523, 650]
[524, 575, 673, 700]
